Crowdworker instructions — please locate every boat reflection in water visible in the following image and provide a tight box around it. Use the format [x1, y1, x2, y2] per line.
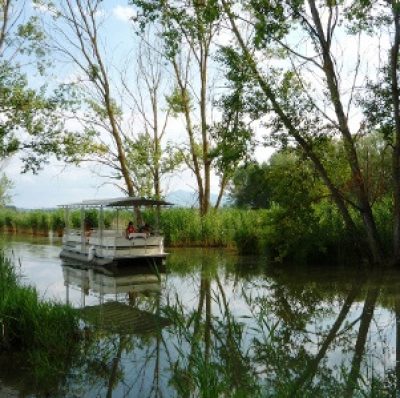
[62, 261, 169, 335]
[62, 261, 165, 304]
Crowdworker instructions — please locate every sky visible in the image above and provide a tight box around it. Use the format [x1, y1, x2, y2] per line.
[4, 1, 273, 209]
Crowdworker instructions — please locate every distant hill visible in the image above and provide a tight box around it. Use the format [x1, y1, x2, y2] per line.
[165, 190, 229, 207]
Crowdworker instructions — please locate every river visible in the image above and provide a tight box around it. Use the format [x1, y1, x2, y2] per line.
[0, 235, 399, 397]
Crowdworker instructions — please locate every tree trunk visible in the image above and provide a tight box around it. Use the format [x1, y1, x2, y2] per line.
[344, 283, 380, 398]
[215, 173, 228, 209]
[396, 295, 400, 395]
[391, 3, 400, 263]
[171, 58, 205, 211]
[104, 88, 134, 195]
[200, 49, 210, 216]
[307, 0, 384, 264]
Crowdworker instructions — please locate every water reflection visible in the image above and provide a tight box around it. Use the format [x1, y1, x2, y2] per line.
[2, 240, 400, 397]
[62, 262, 164, 307]
[60, 261, 169, 398]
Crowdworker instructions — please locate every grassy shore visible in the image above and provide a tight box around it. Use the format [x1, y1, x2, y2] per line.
[0, 252, 81, 390]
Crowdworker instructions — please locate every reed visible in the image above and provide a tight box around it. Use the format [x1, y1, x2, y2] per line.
[0, 208, 270, 252]
[157, 208, 269, 250]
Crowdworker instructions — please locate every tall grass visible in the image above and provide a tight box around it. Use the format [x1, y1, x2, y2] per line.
[154, 208, 268, 251]
[0, 207, 269, 253]
[0, 253, 81, 389]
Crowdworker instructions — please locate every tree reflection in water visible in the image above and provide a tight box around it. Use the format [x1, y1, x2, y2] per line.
[36, 251, 400, 397]
[161, 253, 396, 397]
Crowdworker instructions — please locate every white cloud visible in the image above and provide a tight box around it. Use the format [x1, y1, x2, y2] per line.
[112, 5, 136, 23]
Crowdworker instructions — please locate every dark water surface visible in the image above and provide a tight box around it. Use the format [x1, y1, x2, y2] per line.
[1, 236, 400, 397]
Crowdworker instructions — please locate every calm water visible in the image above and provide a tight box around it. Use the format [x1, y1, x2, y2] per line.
[1, 236, 400, 397]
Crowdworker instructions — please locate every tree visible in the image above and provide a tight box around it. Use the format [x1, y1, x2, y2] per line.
[40, 0, 137, 194]
[219, 0, 400, 265]
[0, 1, 77, 173]
[212, 47, 255, 209]
[39, 0, 182, 198]
[348, 0, 400, 261]
[122, 36, 183, 200]
[230, 162, 271, 209]
[132, 0, 252, 215]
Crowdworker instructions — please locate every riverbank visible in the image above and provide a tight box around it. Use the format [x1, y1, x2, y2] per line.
[0, 252, 81, 393]
[0, 205, 364, 262]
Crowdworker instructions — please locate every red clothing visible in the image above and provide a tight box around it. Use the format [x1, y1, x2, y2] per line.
[126, 225, 136, 235]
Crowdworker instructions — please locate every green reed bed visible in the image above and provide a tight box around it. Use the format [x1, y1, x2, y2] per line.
[0, 208, 54, 235]
[0, 207, 270, 253]
[0, 208, 114, 236]
[158, 208, 269, 251]
[0, 253, 80, 388]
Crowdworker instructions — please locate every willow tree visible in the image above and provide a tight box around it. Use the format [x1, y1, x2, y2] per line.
[217, 0, 400, 265]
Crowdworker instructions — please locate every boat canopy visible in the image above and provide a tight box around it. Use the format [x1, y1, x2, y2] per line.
[59, 197, 174, 209]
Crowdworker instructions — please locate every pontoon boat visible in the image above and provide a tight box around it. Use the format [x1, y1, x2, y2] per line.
[59, 197, 172, 266]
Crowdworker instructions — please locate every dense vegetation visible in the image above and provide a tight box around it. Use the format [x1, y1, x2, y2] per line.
[229, 140, 394, 263]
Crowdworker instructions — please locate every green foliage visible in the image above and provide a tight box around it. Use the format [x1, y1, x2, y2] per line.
[345, 0, 393, 34]
[233, 214, 267, 255]
[0, 2, 83, 173]
[166, 86, 192, 116]
[28, 211, 50, 233]
[86, 97, 122, 120]
[0, 61, 84, 173]
[229, 140, 397, 262]
[50, 209, 65, 232]
[157, 207, 269, 253]
[230, 162, 271, 209]
[358, 67, 399, 146]
[124, 133, 184, 198]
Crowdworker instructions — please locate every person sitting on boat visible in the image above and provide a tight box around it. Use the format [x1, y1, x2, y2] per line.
[125, 221, 136, 240]
[84, 219, 93, 239]
[139, 222, 151, 236]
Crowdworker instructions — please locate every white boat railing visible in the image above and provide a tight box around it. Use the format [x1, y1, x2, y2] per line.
[63, 229, 160, 248]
